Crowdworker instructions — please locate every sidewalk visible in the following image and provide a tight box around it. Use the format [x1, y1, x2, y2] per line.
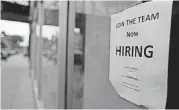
[11, 70, 35, 109]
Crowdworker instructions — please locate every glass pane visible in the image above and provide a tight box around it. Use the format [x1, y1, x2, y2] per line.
[40, 1, 60, 109]
[73, 1, 140, 109]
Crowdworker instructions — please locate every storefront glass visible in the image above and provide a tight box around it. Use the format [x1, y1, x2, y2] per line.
[40, 1, 60, 109]
[72, 1, 140, 109]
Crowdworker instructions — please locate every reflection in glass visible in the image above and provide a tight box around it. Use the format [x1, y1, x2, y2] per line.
[40, 1, 60, 109]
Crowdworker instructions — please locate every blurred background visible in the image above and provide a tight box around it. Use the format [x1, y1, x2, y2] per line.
[1, 1, 84, 109]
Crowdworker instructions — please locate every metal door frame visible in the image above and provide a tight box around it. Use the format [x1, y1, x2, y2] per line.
[57, 1, 76, 109]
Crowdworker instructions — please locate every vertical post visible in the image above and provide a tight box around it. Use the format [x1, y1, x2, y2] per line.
[34, 2, 38, 81]
[31, 1, 37, 80]
[32, 2, 36, 80]
[38, 1, 44, 101]
[66, 1, 76, 108]
[57, 1, 68, 109]
[37, 1, 44, 101]
[57, 1, 76, 109]
[34, 1, 43, 101]
[30, 1, 34, 78]
[28, 1, 33, 76]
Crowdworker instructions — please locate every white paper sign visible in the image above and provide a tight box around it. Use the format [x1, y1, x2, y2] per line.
[109, 1, 173, 109]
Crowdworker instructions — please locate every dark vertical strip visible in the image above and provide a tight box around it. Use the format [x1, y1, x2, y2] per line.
[65, 1, 70, 109]
[166, 1, 179, 109]
[82, 14, 86, 72]
[28, 1, 32, 71]
[80, 14, 86, 107]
